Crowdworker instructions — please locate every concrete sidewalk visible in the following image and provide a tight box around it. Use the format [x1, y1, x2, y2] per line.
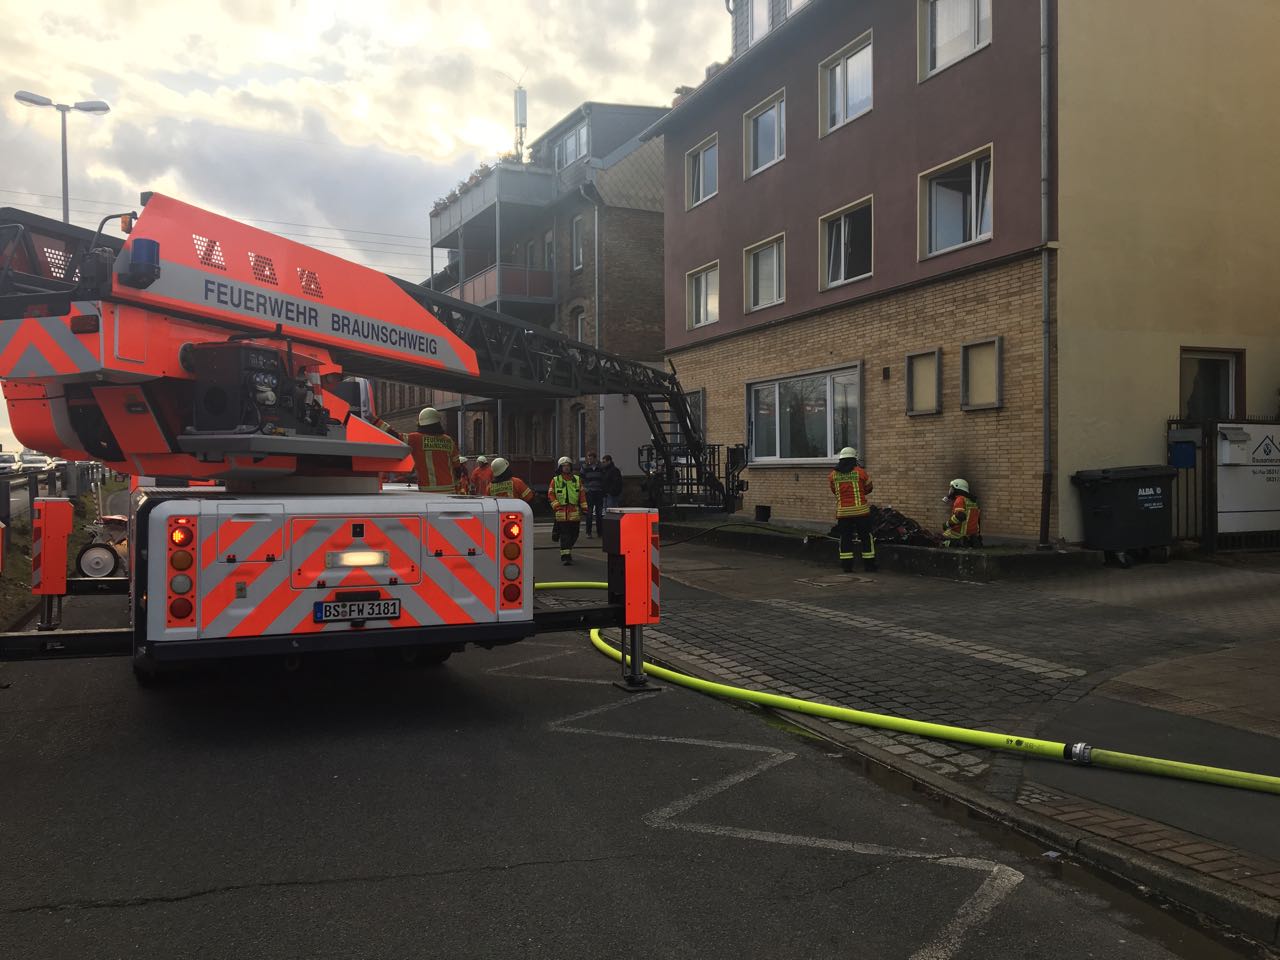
[642, 539, 1280, 941]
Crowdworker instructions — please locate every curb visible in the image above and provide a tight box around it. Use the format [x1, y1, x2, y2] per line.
[646, 642, 1280, 947]
[659, 521, 1104, 582]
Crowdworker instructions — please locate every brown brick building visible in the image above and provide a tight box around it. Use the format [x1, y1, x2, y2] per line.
[650, 0, 1280, 541]
[423, 102, 668, 484]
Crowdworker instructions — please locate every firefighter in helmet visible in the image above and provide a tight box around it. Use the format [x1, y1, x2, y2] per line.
[548, 455, 588, 565]
[942, 478, 982, 547]
[829, 446, 876, 573]
[408, 407, 460, 494]
[470, 455, 494, 495]
[454, 456, 471, 495]
[486, 457, 535, 504]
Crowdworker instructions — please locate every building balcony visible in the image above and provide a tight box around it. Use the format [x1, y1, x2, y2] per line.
[442, 263, 554, 307]
[430, 163, 556, 250]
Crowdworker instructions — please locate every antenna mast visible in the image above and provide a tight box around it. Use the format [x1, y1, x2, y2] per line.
[513, 85, 528, 161]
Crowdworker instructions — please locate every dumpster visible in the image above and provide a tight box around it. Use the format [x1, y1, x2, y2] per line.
[1071, 465, 1177, 565]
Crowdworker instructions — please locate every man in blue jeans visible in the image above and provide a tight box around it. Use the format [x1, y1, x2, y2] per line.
[581, 451, 605, 536]
[601, 454, 624, 510]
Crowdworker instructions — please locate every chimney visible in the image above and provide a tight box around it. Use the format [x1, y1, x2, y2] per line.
[673, 84, 696, 107]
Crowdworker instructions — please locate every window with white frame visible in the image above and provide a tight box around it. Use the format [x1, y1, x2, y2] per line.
[821, 199, 872, 288]
[687, 136, 718, 208]
[962, 337, 1002, 409]
[745, 92, 785, 175]
[687, 262, 720, 329]
[1180, 349, 1239, 421]
[907, 349, 942, 415]
[926, 0, 992, 74]
[925, 149, 992, 255]
[554, 121, 589, 170]
[746, 235, 785, 311]
[571, 216, 584, 270]
[821, 34, 873, 134]
[750, 367, 861, 462]
[749, 0, 770, 45]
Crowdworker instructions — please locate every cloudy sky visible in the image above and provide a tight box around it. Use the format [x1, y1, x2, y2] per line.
[0, 0, 728, 451]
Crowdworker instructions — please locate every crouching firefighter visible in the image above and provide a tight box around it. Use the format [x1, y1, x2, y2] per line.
[549, 456, 588, 565]
[942, 478, 982, 547]
[486, 457, 535, 505]
[830, 446, 876, 573]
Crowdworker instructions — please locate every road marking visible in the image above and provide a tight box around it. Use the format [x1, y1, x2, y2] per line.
[486, 647, 617, 684]
[764, 598, 1086, 679]
[909, 864, 1024, 960]
[499, 640, 1025, 957]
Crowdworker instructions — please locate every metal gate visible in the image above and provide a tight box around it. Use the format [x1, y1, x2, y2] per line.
[1166, 418, 1212, 546]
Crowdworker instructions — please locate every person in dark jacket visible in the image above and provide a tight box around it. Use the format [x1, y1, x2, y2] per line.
[601, 454, 624, 509]
[581, 451, 605, 536]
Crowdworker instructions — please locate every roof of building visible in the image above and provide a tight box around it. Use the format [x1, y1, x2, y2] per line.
[528, 101, 668, 151]
[640, 0, 819, 141]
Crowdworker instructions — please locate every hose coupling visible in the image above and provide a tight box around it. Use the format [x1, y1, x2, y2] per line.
[1068, 742, 1093, 765]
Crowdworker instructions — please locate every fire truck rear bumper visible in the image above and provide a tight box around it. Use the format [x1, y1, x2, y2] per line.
[145, 621, 533, 662]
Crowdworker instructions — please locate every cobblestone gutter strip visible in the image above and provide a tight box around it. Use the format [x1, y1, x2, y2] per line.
[659, 521, 1104, 582]
[643, 636, 1280, 947]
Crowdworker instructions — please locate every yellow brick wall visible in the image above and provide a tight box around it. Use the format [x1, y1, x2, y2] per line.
[671, 256, 1058, 539]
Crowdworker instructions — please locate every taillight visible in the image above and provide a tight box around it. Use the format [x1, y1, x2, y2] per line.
[166, 516, 197, 628]
[499, 512, 524, 610]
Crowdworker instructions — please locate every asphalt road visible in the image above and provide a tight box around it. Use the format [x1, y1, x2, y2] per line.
[0, 534, 1257, 959]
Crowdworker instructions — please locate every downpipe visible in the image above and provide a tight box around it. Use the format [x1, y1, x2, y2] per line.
[1037, 0, 1054, 549]
[534, 583, 1280, 795]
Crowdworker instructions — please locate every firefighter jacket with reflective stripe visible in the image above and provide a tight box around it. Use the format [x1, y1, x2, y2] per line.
[409, 432, 459, 493]
[943, 495, 981, 540]
[488, 476, 534, 503]
[829, 467, 873, 518]
[454, 467, 471, 495]
[549, 473, 587, 522]
[470, 465, 493, 495]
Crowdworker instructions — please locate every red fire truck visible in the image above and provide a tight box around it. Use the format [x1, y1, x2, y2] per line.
[0, 195, 664, 681]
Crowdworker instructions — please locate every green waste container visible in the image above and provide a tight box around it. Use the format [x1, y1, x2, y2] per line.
[1071, 465, 1176, 560]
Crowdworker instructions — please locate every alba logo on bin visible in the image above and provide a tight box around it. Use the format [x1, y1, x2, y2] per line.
[1137, 487, 1158, 496]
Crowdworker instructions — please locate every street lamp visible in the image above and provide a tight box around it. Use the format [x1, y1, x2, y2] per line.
[13, 90, 111, 223]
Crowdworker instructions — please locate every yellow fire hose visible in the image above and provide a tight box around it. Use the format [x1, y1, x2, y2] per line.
[535, 582, 1280, 795]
